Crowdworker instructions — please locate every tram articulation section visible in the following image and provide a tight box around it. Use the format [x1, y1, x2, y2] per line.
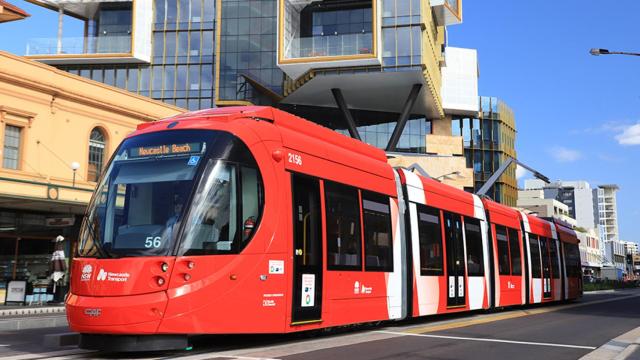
[66, 107, 582, 351]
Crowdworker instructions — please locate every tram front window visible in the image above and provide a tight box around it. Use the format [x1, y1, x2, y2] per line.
[78, 130, 262, 258]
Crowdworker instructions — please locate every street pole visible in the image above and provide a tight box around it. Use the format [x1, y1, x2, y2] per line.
[590, 48, 640, 57]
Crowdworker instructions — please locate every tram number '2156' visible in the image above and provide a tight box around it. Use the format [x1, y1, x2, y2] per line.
[145, 236, 162, 248]
[288, 153, 303, 166]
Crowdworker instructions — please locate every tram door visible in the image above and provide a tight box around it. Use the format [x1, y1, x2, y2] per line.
[444, 212, 466, 307]
[291, 174, 323, 324]
[540, 238, 552, 299]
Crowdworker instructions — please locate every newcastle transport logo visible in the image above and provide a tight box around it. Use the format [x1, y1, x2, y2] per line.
[95, 268, 131, 282]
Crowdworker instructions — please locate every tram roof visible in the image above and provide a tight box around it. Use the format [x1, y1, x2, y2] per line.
[482, 198, 522, 230]
[523, 213, 556, 239]
[138, 106, 393, 169]
[553, 220, 579, 245]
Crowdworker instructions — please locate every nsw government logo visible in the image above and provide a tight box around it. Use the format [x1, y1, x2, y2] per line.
[81, 264, 92, 281]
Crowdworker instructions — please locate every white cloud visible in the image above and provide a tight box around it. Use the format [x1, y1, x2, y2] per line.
[616, 123, 640, 146]
[549, 146, 582, 163]
[516, 165, 528, 179]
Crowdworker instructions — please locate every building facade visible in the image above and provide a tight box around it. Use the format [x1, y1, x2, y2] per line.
[577, 229, 603, 280]
[25, 0, 478, 189]
[517, 189, 577, 226]
[451, 96, 517, 205]
[603, 239, 626, 281]
[595, 184, 620, 242]
[0, 0, 28, 23]
[0, 51, 182, 303]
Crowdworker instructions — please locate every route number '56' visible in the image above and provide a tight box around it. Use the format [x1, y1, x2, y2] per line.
[145, 236, 162, 248]
[288, 153, 302, 166]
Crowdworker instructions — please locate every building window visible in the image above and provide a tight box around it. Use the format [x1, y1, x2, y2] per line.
[88, 128, 106, 182]
[2, 125, 21, 170]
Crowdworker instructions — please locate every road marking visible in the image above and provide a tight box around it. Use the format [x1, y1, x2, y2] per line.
[0, 349, 92, 360]
[400, 292, 640, 334]
[376, 330, 597, 350]
[170, 353, 282, 360]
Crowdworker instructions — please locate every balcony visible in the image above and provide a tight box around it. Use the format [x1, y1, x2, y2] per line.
[27, 35, 131, 56]
[288, 33, 373, 59]
[278, 0, 380, 79]
[431, 0, 462, 26]
[24, 0, 152, 65]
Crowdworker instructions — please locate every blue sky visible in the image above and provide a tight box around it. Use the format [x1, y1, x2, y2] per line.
[0, 1, 638, 243]
[448, 1, 640, 243]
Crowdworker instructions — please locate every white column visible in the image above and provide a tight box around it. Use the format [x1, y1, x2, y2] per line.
[57, 7, 64, 54]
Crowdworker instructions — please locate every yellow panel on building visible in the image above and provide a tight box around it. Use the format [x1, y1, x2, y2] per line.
[0, 51, 184, 300]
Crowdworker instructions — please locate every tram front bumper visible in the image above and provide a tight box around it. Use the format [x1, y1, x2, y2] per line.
[66, 291, 168, 334]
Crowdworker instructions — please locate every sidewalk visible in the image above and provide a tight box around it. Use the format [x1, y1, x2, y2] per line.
[581, 326, 640, 360]
[0, 305, 67, 331]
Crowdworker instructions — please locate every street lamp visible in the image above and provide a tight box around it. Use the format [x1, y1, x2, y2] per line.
[71, 161, 80, 187]
[590, 48, 640, 57]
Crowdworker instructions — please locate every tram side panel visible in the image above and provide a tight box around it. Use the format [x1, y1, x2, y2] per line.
[519, 213, 563, 305]
[555, 223, 582, 300]
[483, 200, 525, 308]
[398, 169, 490, 318]
[159, 121, 290, 334]
[278, 125, 402, 330]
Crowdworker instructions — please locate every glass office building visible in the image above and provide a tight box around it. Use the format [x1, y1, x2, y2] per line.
[217, 0, 283, 105]
[451, 97, 518, 206]
[28, 0, 464, 158]
[53, 0, 217, 111]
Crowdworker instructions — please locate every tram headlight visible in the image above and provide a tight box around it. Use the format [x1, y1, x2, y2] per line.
[156, 277, 165, 286]
[161, 262, 169, 272]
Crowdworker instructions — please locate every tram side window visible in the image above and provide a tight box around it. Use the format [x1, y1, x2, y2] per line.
[540, 237, 551, 279]
[417, 205, 444, 276]
[529, 234, 542, 278]
[496, 225, 510, 275]
[362, 191, 394, 272]
[464, 217, 484, 276]
[564, 243, 581, 277]
[325, 181, 362, 270]
[549, 238, 560, 278]
[508, 228, 522, 275]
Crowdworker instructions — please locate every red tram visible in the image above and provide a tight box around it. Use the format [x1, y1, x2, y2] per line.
[67, 107, 582, 351]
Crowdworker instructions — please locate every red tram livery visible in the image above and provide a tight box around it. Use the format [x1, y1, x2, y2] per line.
[67, 107, 582, 351]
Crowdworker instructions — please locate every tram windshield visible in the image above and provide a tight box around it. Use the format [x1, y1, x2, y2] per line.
[77, 130, 262, 258]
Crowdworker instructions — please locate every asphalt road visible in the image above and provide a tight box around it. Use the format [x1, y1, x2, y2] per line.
[1, 289, 639, 360]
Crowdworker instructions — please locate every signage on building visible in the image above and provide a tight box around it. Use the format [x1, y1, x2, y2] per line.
[45, 217, 75, 227]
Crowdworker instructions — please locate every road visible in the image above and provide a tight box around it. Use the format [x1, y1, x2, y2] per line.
[1, 289, 639, 360]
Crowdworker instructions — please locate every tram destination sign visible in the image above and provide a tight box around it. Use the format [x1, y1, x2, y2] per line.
[130, 142, 203, 158]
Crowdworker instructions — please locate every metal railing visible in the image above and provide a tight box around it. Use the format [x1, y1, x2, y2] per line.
[286, 32, 373, 59]
[26, 35, 131, 56]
